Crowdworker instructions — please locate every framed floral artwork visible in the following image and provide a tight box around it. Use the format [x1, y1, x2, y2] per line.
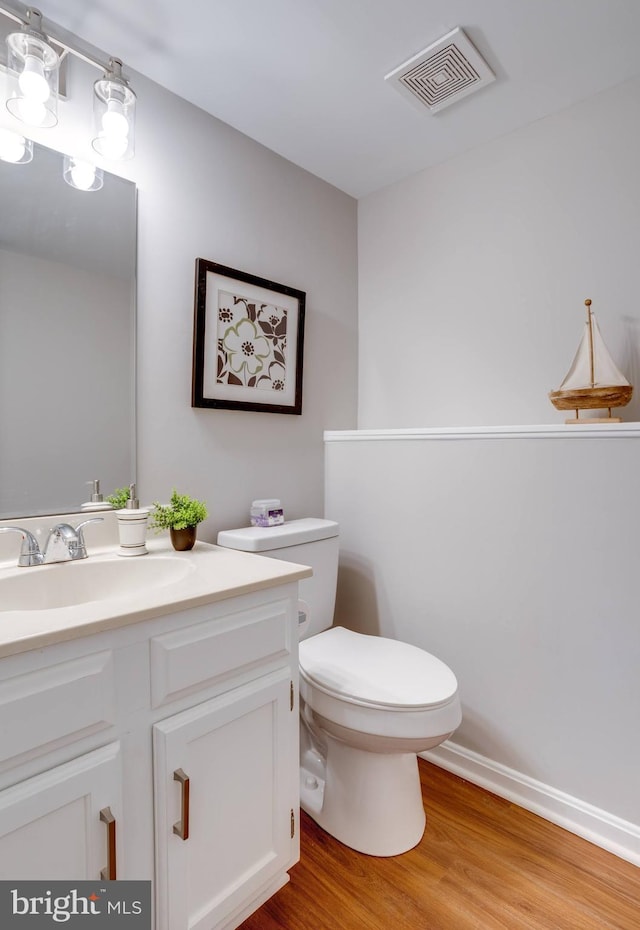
[192, 259, 306, 414]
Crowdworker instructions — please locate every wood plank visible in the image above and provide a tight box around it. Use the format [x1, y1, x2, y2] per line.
[240, 760, 640, 930]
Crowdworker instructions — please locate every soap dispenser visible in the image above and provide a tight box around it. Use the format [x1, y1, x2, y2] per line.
[81, 479, 114, 511]
[116, 483, 149, 557]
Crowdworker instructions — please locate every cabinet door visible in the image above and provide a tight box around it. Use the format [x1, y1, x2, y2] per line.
[0, 742, 122, 880]
[153, 670, 295, 930]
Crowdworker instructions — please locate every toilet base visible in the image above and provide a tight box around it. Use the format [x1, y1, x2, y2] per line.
[301, 732, 426, 856]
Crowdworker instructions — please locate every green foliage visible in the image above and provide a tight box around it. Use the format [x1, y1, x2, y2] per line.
[106, 486, 131, 509]
[150, 489, 208, 532]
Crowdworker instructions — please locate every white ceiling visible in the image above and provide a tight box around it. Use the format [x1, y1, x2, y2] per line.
[18, 1, 640, 197]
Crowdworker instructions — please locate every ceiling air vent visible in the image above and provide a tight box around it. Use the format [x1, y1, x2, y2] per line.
[385, 27, 495, 114]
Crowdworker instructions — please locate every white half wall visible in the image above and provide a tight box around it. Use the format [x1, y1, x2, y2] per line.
[325, 427, 640, 862]
[357, 76, 640, 428]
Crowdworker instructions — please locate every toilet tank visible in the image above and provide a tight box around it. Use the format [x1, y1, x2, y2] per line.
[217, 518, 339, 639]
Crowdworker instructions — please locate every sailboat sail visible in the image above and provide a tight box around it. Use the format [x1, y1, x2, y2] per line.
[558, 313, 630, 391]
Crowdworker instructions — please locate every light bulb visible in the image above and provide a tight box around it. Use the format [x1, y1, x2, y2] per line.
[63, 155, 103, 191]
[15, 97, 48, 127]
[102, 100, 129, 138]
[94, 131, 129, 160]
[18, 55, 51, 103]
[0, 129, 28, 163]
[6, 12, 60, 128]
[70, 161, 96, 190]
[92, 60, 135, 160]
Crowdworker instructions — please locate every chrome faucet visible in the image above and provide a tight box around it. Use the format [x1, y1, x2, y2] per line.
[43, 519, 104, 563]
[0, 526, 44, 566]
[0, 518, 103, 567]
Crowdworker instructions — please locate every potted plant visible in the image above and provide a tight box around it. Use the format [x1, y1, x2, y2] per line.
[106, 486, 132, 509]
[150, 489, 208, 551]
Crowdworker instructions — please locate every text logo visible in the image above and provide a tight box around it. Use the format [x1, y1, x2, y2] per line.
[0, 882, 151, 927]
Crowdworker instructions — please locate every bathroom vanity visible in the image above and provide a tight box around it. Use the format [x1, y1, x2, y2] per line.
[0, 533, 311, 930]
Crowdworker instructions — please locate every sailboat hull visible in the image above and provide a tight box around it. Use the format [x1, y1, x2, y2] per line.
[548, 384, 633, 411]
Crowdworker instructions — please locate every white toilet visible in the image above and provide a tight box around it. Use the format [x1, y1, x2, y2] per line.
[217, 517, 461, 857]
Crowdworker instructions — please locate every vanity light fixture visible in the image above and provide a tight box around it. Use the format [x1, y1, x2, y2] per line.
[0, 126, 32, 162]
[5, 7, 59, 128]
[63, 154, 103, 191]
[1, 4, 136, 163]
[92, 57, 135, 161]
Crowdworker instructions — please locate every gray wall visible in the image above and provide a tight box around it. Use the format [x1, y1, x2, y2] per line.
[357, 76, 640, 427]
[133, 72, 358, 535]
[0, 51, 358, 534]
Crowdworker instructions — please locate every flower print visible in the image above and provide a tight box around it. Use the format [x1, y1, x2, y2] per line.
[218, 292, 254, 327]
[257, 361, 286, 391]
[223, 318, 270, 377]
[257, 303, 287, 341]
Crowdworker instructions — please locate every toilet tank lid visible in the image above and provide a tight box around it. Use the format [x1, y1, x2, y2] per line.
[217, 517, 339, 552]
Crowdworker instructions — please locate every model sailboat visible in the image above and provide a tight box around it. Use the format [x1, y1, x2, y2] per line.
[549, 299, 633, 423]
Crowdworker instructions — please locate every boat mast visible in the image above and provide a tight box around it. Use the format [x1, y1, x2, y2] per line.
[585, 298, 595, 388]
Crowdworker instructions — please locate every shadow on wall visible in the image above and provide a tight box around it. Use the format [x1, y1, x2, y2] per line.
[334, 554, 531, 776]
[622, 315, 640, 423]
[333, 553, 382, 636]
[450, 705, 532, 777]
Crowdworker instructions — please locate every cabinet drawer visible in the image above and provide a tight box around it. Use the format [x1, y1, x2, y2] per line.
[150, 599, 293, 707]
[0, 652, 116, 765]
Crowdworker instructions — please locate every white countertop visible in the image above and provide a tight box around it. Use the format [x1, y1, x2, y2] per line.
[0, 538, 312, 659]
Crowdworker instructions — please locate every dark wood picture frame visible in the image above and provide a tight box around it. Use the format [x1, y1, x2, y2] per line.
[192, 259, 306, 415]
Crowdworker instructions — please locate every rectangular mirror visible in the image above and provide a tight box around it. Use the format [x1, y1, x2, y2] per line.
[0, 138, 136, 518]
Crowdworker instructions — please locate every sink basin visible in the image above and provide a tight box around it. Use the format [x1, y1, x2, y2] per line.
[0, 556, 195, 611]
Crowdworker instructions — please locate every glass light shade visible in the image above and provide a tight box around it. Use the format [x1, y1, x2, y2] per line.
[0, 128, 34, 164]
[63, 155, 104, 192]
[92, 59, 136, 161]
[5, 12, 59, 129]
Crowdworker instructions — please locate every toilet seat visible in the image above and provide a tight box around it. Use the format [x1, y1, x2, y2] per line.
[299, 627, 461, 742]
[299, 626, 458, 710]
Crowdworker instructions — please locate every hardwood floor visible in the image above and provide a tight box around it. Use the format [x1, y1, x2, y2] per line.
[240, 759, 640, 930]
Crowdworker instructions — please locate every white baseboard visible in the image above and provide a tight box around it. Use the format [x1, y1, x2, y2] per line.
[421, 741, 640, 868]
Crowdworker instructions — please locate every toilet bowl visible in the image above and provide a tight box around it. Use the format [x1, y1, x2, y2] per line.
[217, 518, 462, 857]
[298, 625, 461, 855]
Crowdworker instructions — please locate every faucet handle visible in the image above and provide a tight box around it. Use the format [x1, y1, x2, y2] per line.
[0, 526, 44, 567]
[73, 517, 104, 558]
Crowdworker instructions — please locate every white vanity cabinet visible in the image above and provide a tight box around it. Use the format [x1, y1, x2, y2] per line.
[0, 647, 123, 881]
[0, 575, 302, 930]
[150, 594, 299, 930]
[0, 742, 122, 881]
